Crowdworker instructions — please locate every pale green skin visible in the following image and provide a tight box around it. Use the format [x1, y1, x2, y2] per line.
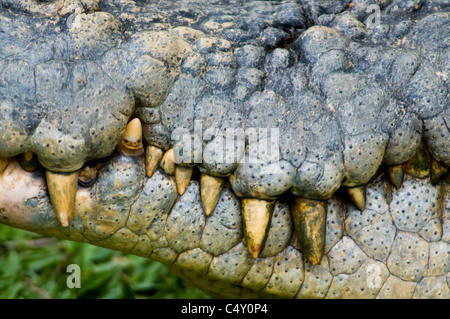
[0, 0, 449, 298]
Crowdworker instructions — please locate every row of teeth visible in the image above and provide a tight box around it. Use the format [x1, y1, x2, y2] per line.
[0, 118, 448, 266]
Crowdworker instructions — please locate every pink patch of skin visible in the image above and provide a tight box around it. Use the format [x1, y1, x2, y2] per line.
[74, 187, 94, 221]
[0, 158, 45, 228]
[0, 158, 45, 201]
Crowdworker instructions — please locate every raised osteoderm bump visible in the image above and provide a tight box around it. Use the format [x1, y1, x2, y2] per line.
[0, 0, 449, 298]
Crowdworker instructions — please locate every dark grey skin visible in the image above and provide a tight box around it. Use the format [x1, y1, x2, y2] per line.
[0, 0, 449, 298]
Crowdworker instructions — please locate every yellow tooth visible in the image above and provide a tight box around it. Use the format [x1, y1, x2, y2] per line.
[200, 173, 224, 216]
[430, 158, 448, 185]
[145, 145, 164, 178]
[291, 198, 327, 266]
[388, 164, 404, 189]
[347, 185, 366, 212]
[0, 157, 8, 174]
[404, 142, 430, 178]
[118, 118, 144, 156]
[19, 151, 40, 172]
[46, 170, 79, 227]
[123, 118, 142, 144]
[160, 148, 175, 176]
[175, 165, 194, 195]
[242, 198, 275, 258]
[78, 162, 100, 187]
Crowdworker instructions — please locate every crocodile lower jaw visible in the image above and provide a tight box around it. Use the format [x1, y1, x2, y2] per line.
[0, 124, 449, 298]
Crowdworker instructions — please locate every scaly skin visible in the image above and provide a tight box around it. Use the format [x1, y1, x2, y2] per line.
[0, 0, 449, 298]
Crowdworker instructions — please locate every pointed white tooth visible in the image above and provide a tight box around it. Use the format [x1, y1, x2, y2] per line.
[291, 197, 327, 266]
[242, 198, 275, 258]
[46, 170, 79, 227]
[175, 165, 194, 195]
[145, 145, 164, 178]
[78, 163, 100, 187]
[430, 158, 448, 185]
[404, 142, 430, 178]
[19, 151, 40, 172]
[118, 118, 144, 156]
[200, 173, 224, 216]
[160, 148, 175, 176]
[388, 165, 404, 190]
[347, 185, 366, 212]
[123, 118, 142, 144]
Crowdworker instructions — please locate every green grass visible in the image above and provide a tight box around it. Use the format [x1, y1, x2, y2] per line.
[0, 225, 210, 299]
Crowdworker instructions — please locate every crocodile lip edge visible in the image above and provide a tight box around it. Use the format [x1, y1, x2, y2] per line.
[0, 142, 449, 299]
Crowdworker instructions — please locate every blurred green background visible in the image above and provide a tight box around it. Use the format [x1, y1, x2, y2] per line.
[0, 224, 210, 299]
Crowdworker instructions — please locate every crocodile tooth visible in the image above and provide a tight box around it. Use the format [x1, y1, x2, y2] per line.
[404, 142, 430, 178]
[347, 185, 367, 212]
[200, 173, 224, 216]
[291, 197, 327, 266]
[19, 151, 40, 172]
[175, 165, 194, 195]
[145, 145, 164, 178]
[430, 158, 448, 185]
[118, 118, 144, 156]
[78, 162, 99, 187]
[0, 157, 8, 174]
[46, 170, 79, 227]
[388, 164, 404, 189]
[160, 148, 175, 176]
[242, 198, 275, 258]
